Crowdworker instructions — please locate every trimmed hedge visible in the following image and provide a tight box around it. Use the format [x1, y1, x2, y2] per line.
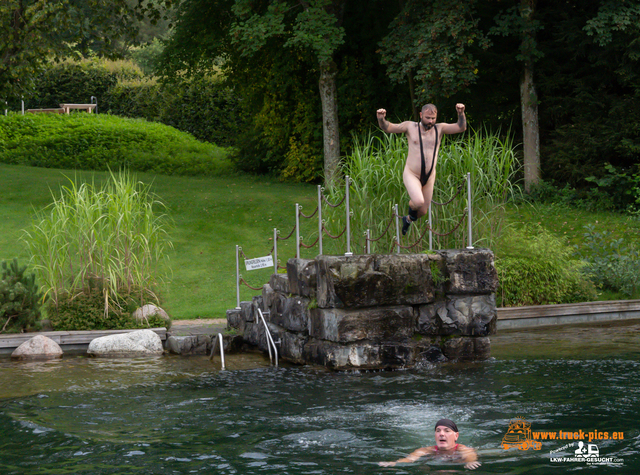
[106, 78, 242, 147]
[0, 113, 232, 176]
[22, 61, 242, 148]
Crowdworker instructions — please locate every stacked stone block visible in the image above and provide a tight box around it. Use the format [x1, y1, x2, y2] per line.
[226, 249, 498, 370]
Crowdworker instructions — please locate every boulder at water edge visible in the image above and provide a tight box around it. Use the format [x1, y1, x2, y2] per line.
[132, 304, 171, 327]
[88, 329, 164, 357]
[11, 335, 63, 360]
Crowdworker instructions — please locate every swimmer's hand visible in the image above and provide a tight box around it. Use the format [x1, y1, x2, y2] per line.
[376, 108, 387, 120]
[465, 461, 481, 470]
[378, 461, 396, 467]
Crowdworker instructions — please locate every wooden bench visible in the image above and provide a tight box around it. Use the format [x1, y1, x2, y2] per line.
[27, 108, 66, 114]
[59, 103, 97, 114]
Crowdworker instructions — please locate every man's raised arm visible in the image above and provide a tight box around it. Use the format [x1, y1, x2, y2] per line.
[438, 104, 467, 135]
[377, 108, 409, 134]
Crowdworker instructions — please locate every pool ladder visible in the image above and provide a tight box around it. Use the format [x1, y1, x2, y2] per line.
[210, 333, 226, 370]
[257, 308, 279, 367]
[210, 309, 279, 369]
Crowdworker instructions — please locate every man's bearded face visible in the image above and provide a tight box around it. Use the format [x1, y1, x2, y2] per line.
[420, 110, 437, 130]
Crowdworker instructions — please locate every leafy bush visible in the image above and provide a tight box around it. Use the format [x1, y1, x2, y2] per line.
[523, 162, 640, 214]
[495, 225, 597, 306]
[0, 258, 43, 333]
[577, 224, 640, 298]
[585, 163, 640, 213]
[22, 171, 172, 324]
[47, 291, 168, 331]
[158, 78, 243, 148]
[0, 113, 233, 176]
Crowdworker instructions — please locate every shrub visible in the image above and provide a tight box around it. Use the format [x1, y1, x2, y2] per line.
[495, 225, 597, 306]
[577, 224, 640, 298]
[22, 171, 172, 326]
[0, 258, 43, 333]
[47, 291, 168, 331]
[0, 113, 233, 176]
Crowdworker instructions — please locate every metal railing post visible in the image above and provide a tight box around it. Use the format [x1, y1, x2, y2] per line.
[218, 333, 226, 370]
[91, 96, 98, 114]
[235, 245, 241, 309]
[345, 176, 352, 256]
[295, 203, 301, 259]
[317, 185, 323, 256]
[366, 229, 371, 254]
[394, 204, 400, 254]
[21, 96, 24, 115]
[466, 172, 474, 249]
[429, 203, 433, 251]
[273, 227, 278, 274]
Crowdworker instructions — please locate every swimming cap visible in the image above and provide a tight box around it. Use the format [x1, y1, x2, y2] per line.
[435, 419, 458, 432]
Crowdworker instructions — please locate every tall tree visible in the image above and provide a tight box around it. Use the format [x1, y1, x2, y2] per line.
[490, 0, 544, 191]
[229, 0, 346, 185]
[0, 0, 169, 103]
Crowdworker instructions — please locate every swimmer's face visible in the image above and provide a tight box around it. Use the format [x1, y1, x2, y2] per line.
[434, 426, 459, 451]
[420, 110, 437, 130]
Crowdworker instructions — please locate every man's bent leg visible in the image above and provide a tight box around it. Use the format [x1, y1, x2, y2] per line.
[402, 169, 424, 235]
[416, 174, 436, 218]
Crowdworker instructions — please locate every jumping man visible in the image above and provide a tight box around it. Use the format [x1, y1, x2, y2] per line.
[376, 104, 467, 235]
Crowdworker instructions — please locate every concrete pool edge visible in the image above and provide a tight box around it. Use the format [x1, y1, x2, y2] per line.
[497, 299, 640, 330]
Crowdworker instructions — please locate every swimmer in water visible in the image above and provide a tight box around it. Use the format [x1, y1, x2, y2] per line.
[378, 418, 480, 470]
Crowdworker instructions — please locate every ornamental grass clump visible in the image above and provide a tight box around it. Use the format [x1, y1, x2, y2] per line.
[22, 171, 172, 330]
[321, 128, 520, 254]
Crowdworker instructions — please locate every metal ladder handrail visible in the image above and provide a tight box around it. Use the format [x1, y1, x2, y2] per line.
[257, 308, 279, 367]
[209, 333, 226, 370]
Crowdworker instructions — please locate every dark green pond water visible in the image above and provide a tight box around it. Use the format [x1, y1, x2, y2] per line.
[1, 322, 639, 474]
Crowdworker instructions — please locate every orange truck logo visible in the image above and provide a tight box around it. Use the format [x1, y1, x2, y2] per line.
[502, 418, 542, 450]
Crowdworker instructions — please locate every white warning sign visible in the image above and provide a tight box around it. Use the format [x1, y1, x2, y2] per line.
[245, 255, 274, 271]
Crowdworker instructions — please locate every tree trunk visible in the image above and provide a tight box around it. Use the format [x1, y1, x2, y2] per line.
[319, 59, 341, 187]
[520, 0, 540, 192]
[521, 62, 540, 192]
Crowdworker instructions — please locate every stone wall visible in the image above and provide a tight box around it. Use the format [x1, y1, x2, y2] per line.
[226, 249, 498, 370]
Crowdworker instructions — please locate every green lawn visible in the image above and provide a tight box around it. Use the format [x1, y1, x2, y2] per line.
[0, 164, 319, 320]
[504, 200, 640, 247]
[3, 164, 640, 320]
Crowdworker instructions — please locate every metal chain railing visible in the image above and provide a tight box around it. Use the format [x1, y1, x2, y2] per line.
[432, 181, 466, 206]
[299, 205, 319, 219]
[235, 173, 475, 307]
[322, 223, 347, 240]
[300, 236, 320, 249]
[395, 209, 468, 250]
[239, 276, 265, 291]
[322, 193, 346, 208]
